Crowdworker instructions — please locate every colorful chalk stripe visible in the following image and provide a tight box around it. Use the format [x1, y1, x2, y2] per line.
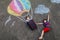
[7, 0, 31, 16]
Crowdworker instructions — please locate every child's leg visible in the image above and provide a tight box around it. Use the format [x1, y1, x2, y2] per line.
[39, 30, 44, 40]
[39, 27, 50, 40]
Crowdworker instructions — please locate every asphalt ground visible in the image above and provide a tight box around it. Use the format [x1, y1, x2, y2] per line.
[0, 0, 60, 40]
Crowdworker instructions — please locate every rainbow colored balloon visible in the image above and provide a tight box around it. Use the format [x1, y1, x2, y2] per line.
[7, 0, 31, 16]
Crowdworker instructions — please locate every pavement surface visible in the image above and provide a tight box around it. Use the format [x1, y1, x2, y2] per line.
[0, 0, 60, 40]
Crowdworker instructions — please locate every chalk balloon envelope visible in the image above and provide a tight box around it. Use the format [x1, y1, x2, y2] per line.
[7, 0, 33, 22]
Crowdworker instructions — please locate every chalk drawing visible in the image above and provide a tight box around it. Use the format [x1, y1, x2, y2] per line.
[34, 4, 50, 14]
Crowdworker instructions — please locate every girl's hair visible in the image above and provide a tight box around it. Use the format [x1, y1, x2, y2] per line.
[43, 19, 47, 23]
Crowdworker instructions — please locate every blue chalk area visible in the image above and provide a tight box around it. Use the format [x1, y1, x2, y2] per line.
[34, 4, 50, 14]
[51, 0, 60, 3]
[21, 0, 31, 10]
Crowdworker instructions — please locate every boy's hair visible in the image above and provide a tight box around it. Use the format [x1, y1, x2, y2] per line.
[25, 15, 30, 19]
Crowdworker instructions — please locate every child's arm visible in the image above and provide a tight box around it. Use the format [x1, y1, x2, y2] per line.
[36, 23, 43, 25]
[30, 7, 33, 19]
[47, 13, 49, 22]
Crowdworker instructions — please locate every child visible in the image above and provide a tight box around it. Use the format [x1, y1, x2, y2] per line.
[25, 16, 37, 30]
[37, 14, 51, 40]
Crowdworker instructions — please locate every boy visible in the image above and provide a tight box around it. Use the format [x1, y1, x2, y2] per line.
[25, 16, 37, 30]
